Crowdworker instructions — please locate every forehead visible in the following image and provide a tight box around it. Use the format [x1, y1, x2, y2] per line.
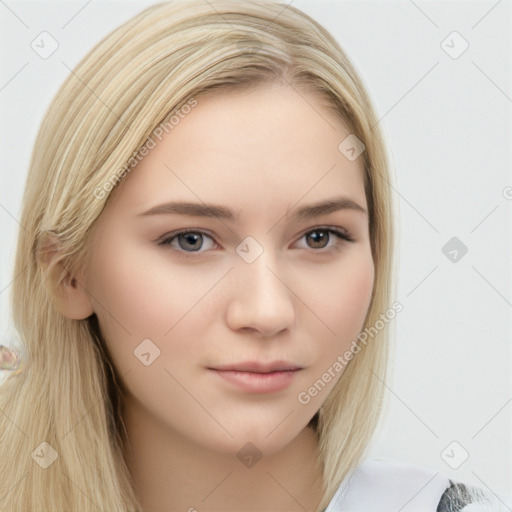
[105, 82, 367, 219]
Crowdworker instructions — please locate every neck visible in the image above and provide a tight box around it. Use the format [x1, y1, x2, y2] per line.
[122, 397, 325, 512]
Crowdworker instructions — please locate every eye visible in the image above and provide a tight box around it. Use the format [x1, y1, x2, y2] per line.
[157, 230, 217, 254]
[157, 226, 354, 257]
[294, 227, 354, 251]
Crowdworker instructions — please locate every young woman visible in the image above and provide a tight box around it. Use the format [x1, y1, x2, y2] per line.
[0, 1, 509, 511]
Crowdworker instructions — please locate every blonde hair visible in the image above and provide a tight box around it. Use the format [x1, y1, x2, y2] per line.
[0, 1, 396, 510]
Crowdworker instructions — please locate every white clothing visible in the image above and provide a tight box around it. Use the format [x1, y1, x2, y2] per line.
[323, 458, 511, 512]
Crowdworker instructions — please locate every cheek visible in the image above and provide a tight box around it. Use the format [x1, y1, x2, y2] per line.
[293, 250, 374, 408]
[334, 256, 374, 336]
[86, 238, 229, 369]
[299, 248, 375, 348]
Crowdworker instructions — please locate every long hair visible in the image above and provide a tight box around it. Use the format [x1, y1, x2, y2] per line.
[0, 1, 396, 510]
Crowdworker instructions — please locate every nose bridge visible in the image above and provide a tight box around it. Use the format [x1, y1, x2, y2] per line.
[226, 235, 296, 336]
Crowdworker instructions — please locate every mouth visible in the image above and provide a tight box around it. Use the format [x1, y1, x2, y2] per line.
[207, 361, 303, 394]
[210, 360, 303, 373]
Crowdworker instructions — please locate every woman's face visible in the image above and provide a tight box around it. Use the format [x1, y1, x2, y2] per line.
[81, 82, 374, 456]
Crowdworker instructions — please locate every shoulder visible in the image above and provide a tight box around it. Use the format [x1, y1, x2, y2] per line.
[324, 458, 512, 512]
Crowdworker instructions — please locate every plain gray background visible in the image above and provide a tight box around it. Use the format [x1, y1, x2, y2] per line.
[1, 0, 511, 497]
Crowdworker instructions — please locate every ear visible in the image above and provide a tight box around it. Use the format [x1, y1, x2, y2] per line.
[36, 232, 94, 320]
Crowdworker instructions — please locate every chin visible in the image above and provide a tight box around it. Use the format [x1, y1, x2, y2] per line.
[207, 414, 314, 457]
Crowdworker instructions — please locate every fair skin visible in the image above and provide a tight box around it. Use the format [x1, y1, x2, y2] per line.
[54, 82, 374, 511]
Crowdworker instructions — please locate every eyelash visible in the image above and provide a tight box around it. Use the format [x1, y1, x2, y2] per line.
[156, 226, 355, 258]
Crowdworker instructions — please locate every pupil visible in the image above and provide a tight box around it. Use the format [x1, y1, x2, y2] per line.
[180, 233, 202, 251]
[308, 231, 327, 248]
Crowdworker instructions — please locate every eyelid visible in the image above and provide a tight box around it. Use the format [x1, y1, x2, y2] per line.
[297, 225, 354, 242]
[156, 228, 217, 246]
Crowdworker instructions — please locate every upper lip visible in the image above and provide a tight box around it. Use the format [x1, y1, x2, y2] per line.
[209, 361, 303, 373]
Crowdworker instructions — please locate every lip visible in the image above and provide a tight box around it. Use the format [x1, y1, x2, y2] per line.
[211, 360, 302, 373]
[208, 360, 303, 394]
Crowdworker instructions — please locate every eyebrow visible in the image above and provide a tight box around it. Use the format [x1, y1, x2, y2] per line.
[137, 195, 368, 220]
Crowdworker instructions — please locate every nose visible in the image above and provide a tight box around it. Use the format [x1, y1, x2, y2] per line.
[225, 248, 296, 338]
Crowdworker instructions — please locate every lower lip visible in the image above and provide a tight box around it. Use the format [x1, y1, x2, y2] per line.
[210, 369, 299, 393]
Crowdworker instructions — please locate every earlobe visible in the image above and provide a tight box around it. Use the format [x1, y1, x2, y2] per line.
[36, 232, 95, 320]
